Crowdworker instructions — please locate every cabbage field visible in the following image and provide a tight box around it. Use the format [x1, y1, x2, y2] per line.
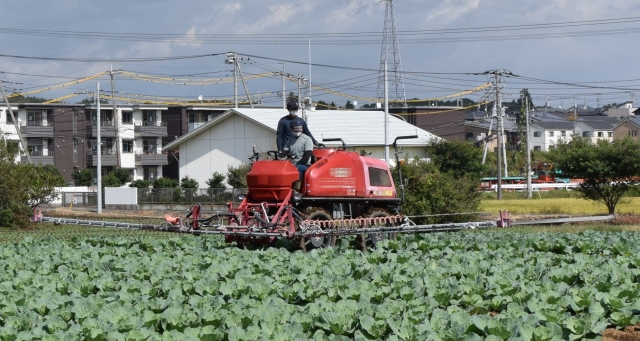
[1, 230, 639, 340]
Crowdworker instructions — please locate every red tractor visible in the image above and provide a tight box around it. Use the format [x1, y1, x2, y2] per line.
[218, 135, 417, 251]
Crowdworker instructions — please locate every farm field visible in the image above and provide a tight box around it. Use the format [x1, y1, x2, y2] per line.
[1, 224, 640, 340]
[480, 197, 640, 216]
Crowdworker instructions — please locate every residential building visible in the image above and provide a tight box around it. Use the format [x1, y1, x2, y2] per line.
[162, 108, 440, 187]
[574, 117, 618, 143]
[528, 121, 575, 151]
[612, 116, 640, 141]
[0, 103, 169, 184]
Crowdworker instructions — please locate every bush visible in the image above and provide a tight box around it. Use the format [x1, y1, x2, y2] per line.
[129, 180, 151, 188]
[0, 138, 60, 227]
[110, 168, 132, 184]
[41, 165, 66, 187]
[72, 168, 93, 186]
[206, 172, 226, 188]
[393, 157, 481, 224]
[180, 176, 199, 189]
[154, 177, 178, 188]
[227, 164, 250, 189]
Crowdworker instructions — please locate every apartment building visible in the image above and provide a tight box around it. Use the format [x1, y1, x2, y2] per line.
[0, 103, 168, 184]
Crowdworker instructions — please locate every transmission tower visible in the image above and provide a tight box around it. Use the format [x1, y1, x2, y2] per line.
[377, 0, 407, 107]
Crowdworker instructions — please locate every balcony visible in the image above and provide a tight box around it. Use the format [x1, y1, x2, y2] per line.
[134, 121, 167, 137]
[135, 150, 168, 166]
[20, 122, 53, 137]
[88, 121, 117, 138]
[86, 150, 117, 167]
[21, 150, 54, 165]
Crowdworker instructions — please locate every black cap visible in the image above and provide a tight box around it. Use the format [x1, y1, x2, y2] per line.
[286, 99, 299, 110]
[290, 118, 304, 128]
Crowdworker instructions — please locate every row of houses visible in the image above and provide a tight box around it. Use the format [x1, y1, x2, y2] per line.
[0, 101, 639, 185]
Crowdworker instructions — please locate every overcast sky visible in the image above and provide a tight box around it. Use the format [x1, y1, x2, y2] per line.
[1, 0, 640, 109]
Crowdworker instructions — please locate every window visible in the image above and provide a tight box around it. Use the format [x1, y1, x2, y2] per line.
[561, 131, 566, 137]
[73, 138, 78, 162]
[534, 131, 542, 137]
[609, 132, 613, 137]
[142, 139, 158, 154]
[435, 115, 439, 123]
[142, 110, 156, 126]
[143, 166, 157, 181]
[466, 132, 474, 140]
[534, 146, 542, 151]
[597, 132, 604, 137]
[122, 111, 133, 124]
[369, 167, 391, 187]
[5, 110, 12, 123]
[548, 131, 554, 137]
[72, 109, 78, 133]
[583, 131, 590, 137]
[122, 140, 133, 153]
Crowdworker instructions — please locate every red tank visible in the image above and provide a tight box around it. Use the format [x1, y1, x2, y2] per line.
[303, 150, 396, 199]
[246, 160, 299, 201]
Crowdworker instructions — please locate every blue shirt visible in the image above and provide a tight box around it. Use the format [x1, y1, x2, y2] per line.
[276, 115, 318, 150]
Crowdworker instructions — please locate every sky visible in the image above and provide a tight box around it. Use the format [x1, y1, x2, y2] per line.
[1, 0, 640, 109]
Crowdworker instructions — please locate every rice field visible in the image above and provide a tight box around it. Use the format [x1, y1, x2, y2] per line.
[480, 197, 640, 215]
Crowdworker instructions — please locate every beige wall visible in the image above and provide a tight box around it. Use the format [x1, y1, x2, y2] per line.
[612, 122, 640, 141]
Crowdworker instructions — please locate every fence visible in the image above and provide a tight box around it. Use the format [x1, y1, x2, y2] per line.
[61, 192, 97, 208]
[136, 188, 248, 206]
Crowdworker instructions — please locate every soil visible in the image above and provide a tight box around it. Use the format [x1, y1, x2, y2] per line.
[603, 325, 640, 341]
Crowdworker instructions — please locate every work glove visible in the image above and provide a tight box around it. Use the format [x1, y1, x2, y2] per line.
[277, 150, 288, 160]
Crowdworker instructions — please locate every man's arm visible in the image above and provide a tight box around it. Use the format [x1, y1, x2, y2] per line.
[302, 121, 319, 146]
[276, 120, 286, 150]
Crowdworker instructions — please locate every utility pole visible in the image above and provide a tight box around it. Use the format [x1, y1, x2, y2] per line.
[522, 90, 532, 199]
[108, 66, 122, 168]
[225, 52, 238, 108]
[0, 80, 31, 164]
[97, 82, 102, 214]
[483, 69, 512, 200]
[278, 63, 286, 109]
[234, 56, 254, 109]
[308, 38, 312, 108]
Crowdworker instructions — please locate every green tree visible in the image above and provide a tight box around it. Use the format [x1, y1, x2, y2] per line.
[110, 168, 131, 185]
[345, 100, 354, 109]
[153, 177, 178, 188]
[205, 172, 226, 188]
[72, 168, 94, 186]
[227, 164, 250, 188]
[180, 176, 199, 189]
[392, 157, 481, 224]
[0, 138, 60, 227]
[548, 137, 640, 214]
[101, 173, 122, 188]
[428, 138, 487, 180]
[41, 165, 66, 187]
[315, 100, 329, 110]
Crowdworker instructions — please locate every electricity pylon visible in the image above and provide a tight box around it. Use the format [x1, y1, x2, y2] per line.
[377, 0, 407, 107]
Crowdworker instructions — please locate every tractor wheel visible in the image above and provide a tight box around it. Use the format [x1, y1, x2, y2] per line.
[356, 210, 397, 252]
[296, 209, 336, 252]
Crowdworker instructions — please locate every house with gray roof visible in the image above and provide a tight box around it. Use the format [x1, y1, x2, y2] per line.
[529, 120, 575, 151]
[574, 117, 619, 143]
[613, 116, 640, 142]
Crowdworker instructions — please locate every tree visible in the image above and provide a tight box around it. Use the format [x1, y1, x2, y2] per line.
[72, 168, 94, 186]
[392, 157, 481, 224]
[110, 168, 131, 185]
[548, 137, 640, 214]
[0, 138, 60, 227]
[205, 172, 226, 188]
[227, 164, 251, 188]
[180, 176, 199, 189]
[345, 100, 354, 109]
[286, 92, 298, 102]
[153, 177, 178, 188]
[316, 100, 329, 110]
[428, 138, 487, 180]
[41, 165, 66, 187]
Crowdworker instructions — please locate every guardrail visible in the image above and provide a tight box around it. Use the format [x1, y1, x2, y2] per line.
[489, 183, 580, 191]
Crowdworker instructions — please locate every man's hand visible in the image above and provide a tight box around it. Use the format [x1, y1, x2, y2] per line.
[277, 150, 288, 160]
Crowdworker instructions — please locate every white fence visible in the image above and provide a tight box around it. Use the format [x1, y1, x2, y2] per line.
[489, 183, 580, 191]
